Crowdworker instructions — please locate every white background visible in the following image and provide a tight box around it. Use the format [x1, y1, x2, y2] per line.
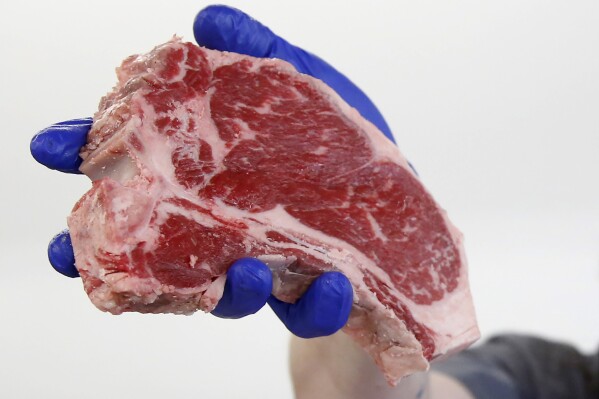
[1, 1, 598, 398]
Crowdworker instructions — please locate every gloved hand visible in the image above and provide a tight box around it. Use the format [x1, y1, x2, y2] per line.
[31, 4, 404, 339]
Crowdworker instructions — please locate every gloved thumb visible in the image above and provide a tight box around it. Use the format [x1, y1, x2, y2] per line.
[194, 5, 281, 59]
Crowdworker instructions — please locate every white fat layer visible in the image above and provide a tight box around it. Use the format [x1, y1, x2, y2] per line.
[365, 211, 389, 243]
[212, 201, 356, 267]
[135, 96, 178, 182]
[311, 145, 328, 155]
[191, 90, 229, 169]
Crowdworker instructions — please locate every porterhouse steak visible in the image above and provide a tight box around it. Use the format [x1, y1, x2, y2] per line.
[68, 38, 479, 384]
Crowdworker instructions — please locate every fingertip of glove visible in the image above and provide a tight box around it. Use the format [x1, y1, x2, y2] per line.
[229, 257, 273, 296]
[30, 128, 54, 164]
[314, 272, 353, 301]
[48, 230, 80, 278]
[193, 5, 276, 57]
[212, 258, 272, 318]
[307, 272, 353, 335]
[31, 119, 91, 173]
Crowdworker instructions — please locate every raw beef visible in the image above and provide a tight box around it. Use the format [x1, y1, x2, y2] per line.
[68, 38, 479, 384]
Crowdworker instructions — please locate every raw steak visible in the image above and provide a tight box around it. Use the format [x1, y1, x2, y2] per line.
[68, 38, 479, 384]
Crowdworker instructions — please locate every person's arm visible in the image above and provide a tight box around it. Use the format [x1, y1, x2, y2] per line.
[290, 333, 429, 399]
[290, 332, 473, 399]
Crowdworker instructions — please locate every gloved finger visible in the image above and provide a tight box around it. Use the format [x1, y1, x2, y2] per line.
[30, 118, 92, 174]
[267, 271, 353, 339]
[193, 5, 394, 142]
[211, 258, 273, 319]
[48, 230, 80, 278]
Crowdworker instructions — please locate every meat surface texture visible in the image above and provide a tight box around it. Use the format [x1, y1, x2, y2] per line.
[68, 38, 479, 384]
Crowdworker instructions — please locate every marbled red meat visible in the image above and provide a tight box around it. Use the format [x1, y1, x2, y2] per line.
[68, 38, 479, 384]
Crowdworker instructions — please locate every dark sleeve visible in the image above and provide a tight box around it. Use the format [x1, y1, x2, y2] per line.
[431, 334, 599, 399]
